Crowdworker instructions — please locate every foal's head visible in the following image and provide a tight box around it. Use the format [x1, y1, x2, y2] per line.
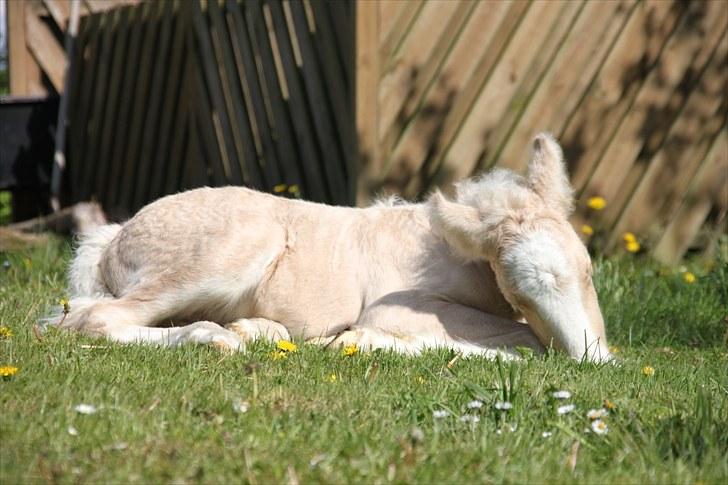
[430, 133, 610, 362]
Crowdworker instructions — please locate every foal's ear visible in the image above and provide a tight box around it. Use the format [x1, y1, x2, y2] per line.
[428, 191, 500, 260]
[526, 133, 574, 216]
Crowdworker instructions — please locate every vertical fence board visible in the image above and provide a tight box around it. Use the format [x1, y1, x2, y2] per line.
[247, 1, 323, 198]
[286, 0, 347, 203]
[266, 1, 332, 201]
[68, 13, 101, 202]
[95, 7, 133, 204]
[149, 0, 190, 202]
[116, 1, 163, 210]
[105, 3, 145, 209]
[208, 0, 264, 188]
[132, 0, 175, 211]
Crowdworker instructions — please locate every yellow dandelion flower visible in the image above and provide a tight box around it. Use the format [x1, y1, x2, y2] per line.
[287, 184, 300, 194]
[0, 326, 13, 339]
[0, 365, 19, 378]
[276, 340, 298, 352]
[270, 350, 288, 361]
[587, 196, 606, 210]
[682, 272, 696, 284]
[622, 232, 636, 243]
[603, 399, 616, 411]
[608, 345, 620, 354]
[59, 298, 70, 314]
[23, 258, 32, 269]
[416, 376, 426, 384]
[342, 344, 358, 357]
[642, 366, 655, 377]
[273, 184, 288, 193]
[625, 240, 641, 253]
[581, 225, 594, 236]
[326, 373, 337, 383]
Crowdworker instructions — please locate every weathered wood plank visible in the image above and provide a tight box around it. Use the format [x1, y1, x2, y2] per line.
[379, 0, 476, 175]
[8, 0, 43, 95]
[94, 6, 133, 205]
[226, 0, 284, 189]
[79, 7, 118, 202]
[209, 0, 264, 189]
[25, 2, 67, 92]
[579, 0, 728, 231]
[247, 0, 326, 200]
[607, 36, 727, 251]
[402, 0, 577, 195]
[131, 0, 176, 211]
[105, 3, 147, 207]
[190, 0, 243, 185]
[355, 0, 380, 204]
[149, 0, 190, 202]
[653, 131, 728, 264]
[379, 0, 425, 71]
[286, 0, 347, 204]
[265, 0, 332, 201]
[68, 12, 102, 202]
[308, 0, 356, 203]
[377, 0, 461, 151]
[494, 0, 636, 173]
[379, 0, 531, 196]
[116, 1, 163, 211]
[563, 0, 687, 193]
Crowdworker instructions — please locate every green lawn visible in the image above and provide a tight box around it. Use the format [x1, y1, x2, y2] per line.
[1, 237, 727, 483]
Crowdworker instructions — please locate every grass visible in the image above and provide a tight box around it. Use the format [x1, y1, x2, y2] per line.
[1, 237, 727, 483]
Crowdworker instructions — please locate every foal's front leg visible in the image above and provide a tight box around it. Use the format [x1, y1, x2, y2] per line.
[342, 291, 544, 358]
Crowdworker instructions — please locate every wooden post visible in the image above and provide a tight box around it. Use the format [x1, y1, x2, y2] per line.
[355, 0, 379, 206]
[7, 0, 43, 95]
[50, 0, 81, 212]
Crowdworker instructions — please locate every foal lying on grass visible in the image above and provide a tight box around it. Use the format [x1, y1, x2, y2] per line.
[46, 134, 611, 362]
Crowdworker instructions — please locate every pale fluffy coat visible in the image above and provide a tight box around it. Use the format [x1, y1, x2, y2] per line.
[50, 134, 611, 361]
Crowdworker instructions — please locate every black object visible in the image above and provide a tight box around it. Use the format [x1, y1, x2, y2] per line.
[0, 95, 59, 221]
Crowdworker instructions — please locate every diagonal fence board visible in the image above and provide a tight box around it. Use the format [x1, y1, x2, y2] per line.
[653, 131, 728, 263]
[357, 0, 727, 262]
[66, 0, 355, 217]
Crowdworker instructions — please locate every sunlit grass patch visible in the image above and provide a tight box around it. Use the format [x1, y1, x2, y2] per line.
[1, 238, 727, 483]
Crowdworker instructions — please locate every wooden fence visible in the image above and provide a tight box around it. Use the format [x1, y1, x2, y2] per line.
[356, 0, 727, 263]
[65, 0, 354, 216]
[7, 0, 139, 96]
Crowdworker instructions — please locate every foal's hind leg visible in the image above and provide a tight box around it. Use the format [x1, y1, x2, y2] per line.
[59, 296, 243, 351]
[225, 318, 290, 342]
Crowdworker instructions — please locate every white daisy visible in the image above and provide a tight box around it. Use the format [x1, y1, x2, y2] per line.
[432, 409, 450, 419]
[494, 401, 513, 410]
[542, 431, 553, 438]
[232, 399, 250, 414]
[591, 419, 608, 435]
[74, 403, 98, 415]
[459, 415, 480, 423]
[552, 390, 572, 400]
[467, 400, 484, 409]
[557, 404, 576, 415]
[586, 408, 608, 420]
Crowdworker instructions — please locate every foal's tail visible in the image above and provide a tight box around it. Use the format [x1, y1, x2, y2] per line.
[68, 223, 122, 298]
[41, 224, 122, 329]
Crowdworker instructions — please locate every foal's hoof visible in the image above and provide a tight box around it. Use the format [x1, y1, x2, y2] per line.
[211, 339, 240, 354]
